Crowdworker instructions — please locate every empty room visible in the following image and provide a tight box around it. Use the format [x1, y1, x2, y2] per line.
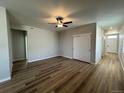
[0, 0, 124, 93]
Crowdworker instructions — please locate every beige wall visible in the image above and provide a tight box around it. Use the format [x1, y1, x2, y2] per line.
[59, 23, 96, 63]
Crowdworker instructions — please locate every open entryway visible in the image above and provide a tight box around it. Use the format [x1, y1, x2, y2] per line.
[73, 33, 91, 63]
[105, 34, 118, 53]
[11, 29, 28, 63]
[11, 29, 28, 72]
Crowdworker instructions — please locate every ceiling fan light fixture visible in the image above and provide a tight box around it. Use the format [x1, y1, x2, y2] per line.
[57, 23, 63, 28]
[48, 16, 72, 28]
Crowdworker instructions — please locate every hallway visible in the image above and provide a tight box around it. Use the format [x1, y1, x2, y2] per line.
[0, 54, 124, 93]
[76, 53, 124, 93]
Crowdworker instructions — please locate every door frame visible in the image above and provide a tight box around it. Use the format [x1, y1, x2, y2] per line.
[11, 29, 28, 62]
[105, 34, 119, 53]
[72, 33, 91, 63]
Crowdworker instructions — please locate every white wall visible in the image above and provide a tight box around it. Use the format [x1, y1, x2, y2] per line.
[95, 25, 104, 63]
[7, 11, 13, 74]
[59, 23, 96, 63]
[11, 25, 59, 62]
[118, 26, 124, 70]
[0, 7, 11, 82]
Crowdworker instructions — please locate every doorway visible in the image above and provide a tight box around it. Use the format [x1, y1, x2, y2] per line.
[73, 33, 91, 63]
[105, 34, 118, 53]
[11, 29, 28, 62]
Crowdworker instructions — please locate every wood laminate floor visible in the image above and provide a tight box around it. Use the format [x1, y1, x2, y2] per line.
[0, 53, 124, 93]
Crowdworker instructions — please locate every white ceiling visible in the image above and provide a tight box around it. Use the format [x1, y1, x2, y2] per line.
[0, 0, 124, 30]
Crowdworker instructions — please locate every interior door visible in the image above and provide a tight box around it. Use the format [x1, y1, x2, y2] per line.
[105, 35, 118, 53]
[73, 34, 91, 63]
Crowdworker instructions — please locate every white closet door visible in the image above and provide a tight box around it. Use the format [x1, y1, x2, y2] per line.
[73, 34, 91, 63]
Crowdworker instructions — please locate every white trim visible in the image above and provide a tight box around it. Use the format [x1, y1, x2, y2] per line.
[61, 55, 73, 59]
[76, 59, 94, 64]
[28, 55, 58, 63]
[0, 77, 11, 83]
[118, 55, 124, 71]
[95, 57, 102, 64]
[95, 59, 102, 65]
[61, 55, 94, 64]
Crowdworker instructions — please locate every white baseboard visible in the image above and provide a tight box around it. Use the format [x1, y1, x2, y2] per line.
[118, 55, 124, 71]
[95, 58, 102, 65]
[61, 55, 95, 64]
[28, 55, 58, 63]
[0, 77, 11, 83]
[61, 55, 73, 59]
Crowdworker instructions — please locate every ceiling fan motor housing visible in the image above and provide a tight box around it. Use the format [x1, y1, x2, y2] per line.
[56, 16, 64, 21]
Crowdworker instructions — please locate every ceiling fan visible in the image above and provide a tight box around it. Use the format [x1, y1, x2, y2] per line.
[48, 16, 72, 28]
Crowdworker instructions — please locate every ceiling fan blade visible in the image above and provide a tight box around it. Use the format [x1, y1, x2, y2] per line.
[63, 25, 68, 27]
[60, 20, 63, 23]
[63, 21, 72, 24]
